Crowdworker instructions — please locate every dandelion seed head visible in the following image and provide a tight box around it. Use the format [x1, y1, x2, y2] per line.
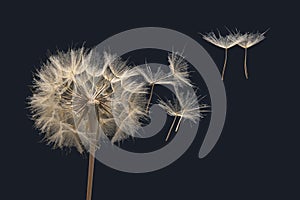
[238, 31, 266, 48]
[202, 31, 243, 49]
[29, 47, 148, 153]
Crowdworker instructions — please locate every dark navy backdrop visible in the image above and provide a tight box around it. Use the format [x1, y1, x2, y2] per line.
[1, 1, 298, 199]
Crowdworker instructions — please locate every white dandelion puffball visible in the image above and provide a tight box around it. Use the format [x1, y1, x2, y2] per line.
[29, 47, 147, 153]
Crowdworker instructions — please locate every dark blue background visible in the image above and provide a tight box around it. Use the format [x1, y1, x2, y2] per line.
[1, 1, 298, 199]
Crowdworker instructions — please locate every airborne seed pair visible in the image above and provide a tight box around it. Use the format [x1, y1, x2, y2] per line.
[201, 29, 266, 80]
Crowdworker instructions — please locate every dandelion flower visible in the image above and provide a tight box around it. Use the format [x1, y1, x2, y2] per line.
[29, 46, 209, 200]
[29, 47, 148, 200]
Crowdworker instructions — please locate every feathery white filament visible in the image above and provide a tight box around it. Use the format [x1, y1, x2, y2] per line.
[202, 31, 243, 49]
[158, 87, 209, 140]
[29, 48, 148, 153]
[238, 31, 266, 49]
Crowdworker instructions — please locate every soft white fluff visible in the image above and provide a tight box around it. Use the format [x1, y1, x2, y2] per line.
[238, 31, 266, 48]
[168, 52, 193, 87]
[202, 31, 243, 49]
[158, 88, 209, 122]
[29, 48, 147, 153]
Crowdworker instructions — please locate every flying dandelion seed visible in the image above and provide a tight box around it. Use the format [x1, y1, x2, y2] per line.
[137, 63, 176, 113]
[201, 31, 244, 80]
[158, 88, 209, 141]
[168, 52, 193, 87]
[136, 52, 193, 114]
[238, 31, 266, 79]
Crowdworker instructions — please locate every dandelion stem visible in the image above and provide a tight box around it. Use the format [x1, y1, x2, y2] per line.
[86, 108, 97, 200]
[86, 147, 95, 200]
[165, 116, 177, 141]
[244, 48, 248, 79]
[221, 48, 228, 80]
[146, 84, 155, 113]
[175, 115, 183, 132]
